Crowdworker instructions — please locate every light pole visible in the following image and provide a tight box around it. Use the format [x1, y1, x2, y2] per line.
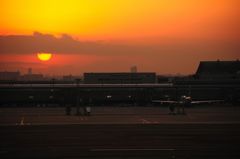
[75, 78, 81, 115]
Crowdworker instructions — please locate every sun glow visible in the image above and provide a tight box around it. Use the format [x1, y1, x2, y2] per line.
[37, 53, 52, 61]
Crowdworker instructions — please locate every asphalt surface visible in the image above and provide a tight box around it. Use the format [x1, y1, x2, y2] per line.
[1, 124, 240, 159]
[0, 106, 240, 158]
[1, 106, 240, 125]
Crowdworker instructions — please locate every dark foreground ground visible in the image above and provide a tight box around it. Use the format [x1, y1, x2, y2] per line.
[0, 106, 240, 159]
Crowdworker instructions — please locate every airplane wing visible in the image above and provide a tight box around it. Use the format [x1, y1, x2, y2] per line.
[152, 100, 178, 104]
[191, 100, 224, 104]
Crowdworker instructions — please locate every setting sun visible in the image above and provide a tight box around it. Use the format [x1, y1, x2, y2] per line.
[37, 53, 52, 61]
[0, 0, 239, 74]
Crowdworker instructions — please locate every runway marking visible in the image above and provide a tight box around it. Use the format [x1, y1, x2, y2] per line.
[91, 148, 176, 151]
[140, 119, 150, 124]
[139, 118, 160, 124]
[79, 117, 88, 121]
[4, 121, 240, 126]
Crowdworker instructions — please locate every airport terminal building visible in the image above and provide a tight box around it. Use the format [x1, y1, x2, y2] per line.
[195, 60, 240, 79]
[84, 72, 157, 84]
[1, 61, 240, 106]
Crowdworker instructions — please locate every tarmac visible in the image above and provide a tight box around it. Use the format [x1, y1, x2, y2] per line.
[1, 106, 240, 125]
[0, 105, 240, 158]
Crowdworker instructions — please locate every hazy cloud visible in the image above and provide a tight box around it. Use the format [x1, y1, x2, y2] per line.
[0, 32, 97, 54]
[0, 32, 239, 74]
[0, 32, 239, 58]
[0, 32, 151, 55]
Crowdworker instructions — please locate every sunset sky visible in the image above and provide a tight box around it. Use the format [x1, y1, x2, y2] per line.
[0, 0, 239, 75]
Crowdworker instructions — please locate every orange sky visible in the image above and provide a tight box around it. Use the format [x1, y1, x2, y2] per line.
[0, 0, 239, 75]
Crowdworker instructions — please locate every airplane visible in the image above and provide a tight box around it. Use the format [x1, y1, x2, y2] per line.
[152, 95, 224, 105]
[152, 95, 224, 115]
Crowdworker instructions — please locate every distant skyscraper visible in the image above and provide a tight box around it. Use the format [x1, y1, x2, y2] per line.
[130, 66, 137, 73]
[28, 68, 32, 75]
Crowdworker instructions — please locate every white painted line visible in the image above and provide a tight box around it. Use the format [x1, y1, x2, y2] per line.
[91, 148, 176, 151]
[3, 121, 240, 126]
[140, 119, 151, 124]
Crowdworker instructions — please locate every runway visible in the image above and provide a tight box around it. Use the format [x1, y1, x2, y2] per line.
[0, 124, 240, 159]
[0, 106, 240, 158]
[1, 106, 240, 125]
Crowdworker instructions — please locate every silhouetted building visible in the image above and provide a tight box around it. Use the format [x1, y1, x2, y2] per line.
[0, 71, 20, 81]
[16, 68, 44, 81]
[28, 68, 32, 75]
[63, 75, 82, 82]
[157, 75, 171, 83]
[195, 60, 240, 79]
[21, 74, 44, 81]
[84, 72, 156, 84]
[130, 66, 137, 73]
[63, 75, 74, 81]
